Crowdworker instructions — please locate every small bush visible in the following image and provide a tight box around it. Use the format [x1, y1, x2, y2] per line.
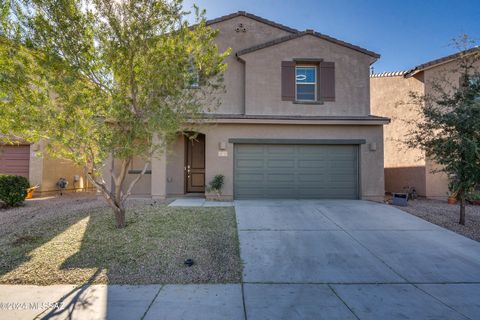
[0, 175, 30, 207]
[207, 174, 224, 193]
[466, 191, 480, 201]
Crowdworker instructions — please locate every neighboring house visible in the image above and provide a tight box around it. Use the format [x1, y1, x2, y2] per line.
[106, 11, 389, 201]
[371, 47, 480, 199]
[0, 141, 92, 195]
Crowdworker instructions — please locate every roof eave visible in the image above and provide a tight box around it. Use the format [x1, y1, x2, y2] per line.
[236, 31, 380, 59]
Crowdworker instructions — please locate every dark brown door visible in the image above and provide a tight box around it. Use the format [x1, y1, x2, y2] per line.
[185, 134, 205, 193]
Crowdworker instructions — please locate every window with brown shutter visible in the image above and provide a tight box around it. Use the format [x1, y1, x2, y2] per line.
[282, 60, 335, 103]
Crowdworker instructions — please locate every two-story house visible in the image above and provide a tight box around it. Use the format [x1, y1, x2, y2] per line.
[111, 11, 389, 201]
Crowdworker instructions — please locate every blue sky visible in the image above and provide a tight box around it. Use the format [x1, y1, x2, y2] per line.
[183, 0, 479, 73]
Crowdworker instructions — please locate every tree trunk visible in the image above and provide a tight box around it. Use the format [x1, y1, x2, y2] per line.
[459, 190, 466, 225]
[84, 158, 149, 229]
[113, 204, 126, 229]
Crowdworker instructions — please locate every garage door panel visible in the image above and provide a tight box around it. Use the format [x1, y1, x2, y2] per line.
[235, 173, 264, 182]
[297, 160, 326, 168]
[266, 145, 295, 154]
[234, 144, 358, 200]
[236, 159, 264, 169]
[266, 160, 295, 168]
[237, 145, 264, 154]
[266, 173, 295, 183]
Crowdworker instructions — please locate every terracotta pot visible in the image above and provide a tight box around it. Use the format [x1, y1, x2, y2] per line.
[448, 197, 457, 205]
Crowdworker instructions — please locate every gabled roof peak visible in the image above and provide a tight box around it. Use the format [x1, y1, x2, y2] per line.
[205, 11, 299, 34]
[206, 11, 380, 59]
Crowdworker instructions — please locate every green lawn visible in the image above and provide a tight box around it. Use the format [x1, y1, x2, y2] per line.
[0, 205, 242, 285]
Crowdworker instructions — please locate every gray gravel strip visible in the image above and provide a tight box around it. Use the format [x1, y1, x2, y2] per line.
[396, 199, 480, 242]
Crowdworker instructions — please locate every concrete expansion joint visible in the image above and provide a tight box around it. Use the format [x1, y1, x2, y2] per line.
[140, 285, 165, 320]
[328, 284, 361, 320]
[411, 283, 474, 320]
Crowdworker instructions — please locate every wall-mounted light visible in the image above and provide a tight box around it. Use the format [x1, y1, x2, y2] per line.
[219, 141, 227, 150]
[369, 142, 377, 151]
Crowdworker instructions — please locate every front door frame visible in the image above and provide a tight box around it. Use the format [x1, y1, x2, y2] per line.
[184, 132, 206, 193]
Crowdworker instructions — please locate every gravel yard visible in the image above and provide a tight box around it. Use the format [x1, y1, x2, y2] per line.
[0, 193, 241, 285]
[395, 199, 480, 242]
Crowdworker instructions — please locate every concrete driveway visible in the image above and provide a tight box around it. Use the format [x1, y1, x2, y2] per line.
[236, 200, 480, 320]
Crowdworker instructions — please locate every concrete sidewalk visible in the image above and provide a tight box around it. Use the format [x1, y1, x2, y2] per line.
[0, 284, 244, 320]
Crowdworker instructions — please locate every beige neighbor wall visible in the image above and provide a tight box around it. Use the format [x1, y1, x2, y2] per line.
[27, 141, 92, 195]
[240, 35, 375, 116]
[207, 16, 293, 115]
[421, 58, 480, 198]
[41, 155, 92, 193]
[370, 74, 426, 195]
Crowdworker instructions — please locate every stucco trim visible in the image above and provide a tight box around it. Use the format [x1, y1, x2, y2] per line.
[194, 114, 390, 125]
[236, 30, 380, 59]
[228, 138, 366, 145]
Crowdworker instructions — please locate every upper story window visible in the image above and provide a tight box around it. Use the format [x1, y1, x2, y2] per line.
[187, 65, 200, 89]
[281, 60, 335, 103]
[295, 66, 316, 101]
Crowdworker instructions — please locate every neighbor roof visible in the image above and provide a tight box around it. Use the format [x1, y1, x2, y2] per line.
[405, 46, 480, 78]
[206, 11, 380, 59]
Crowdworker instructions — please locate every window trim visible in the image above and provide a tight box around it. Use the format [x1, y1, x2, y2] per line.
[295, 65, 317, 102]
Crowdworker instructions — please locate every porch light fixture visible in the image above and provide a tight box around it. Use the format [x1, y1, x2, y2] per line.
[219, 141, 227, 150]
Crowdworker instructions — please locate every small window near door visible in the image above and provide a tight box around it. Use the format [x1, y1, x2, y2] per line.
[295, 66, 317, 101]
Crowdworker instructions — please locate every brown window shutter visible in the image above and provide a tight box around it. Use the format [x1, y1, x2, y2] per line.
[319, 62, 335, 101]
[281, 61, 296, 101]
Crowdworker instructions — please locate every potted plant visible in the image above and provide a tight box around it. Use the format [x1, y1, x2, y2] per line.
[447, 192, 458, 205]
[207, 174, 224, 201]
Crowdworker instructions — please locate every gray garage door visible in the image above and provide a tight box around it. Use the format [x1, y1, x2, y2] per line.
[234, 144, 359, 199]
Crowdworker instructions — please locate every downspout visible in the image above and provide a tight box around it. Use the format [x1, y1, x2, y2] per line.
[236, 53, 246, 115]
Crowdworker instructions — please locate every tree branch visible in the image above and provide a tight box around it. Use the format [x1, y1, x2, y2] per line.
[121, 161, 150, 204]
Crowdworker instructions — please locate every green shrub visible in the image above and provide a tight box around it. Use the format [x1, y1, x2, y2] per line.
[207, 174, 224, 193]
[466, 191, 480, 201]
[0, 175, 30, 207]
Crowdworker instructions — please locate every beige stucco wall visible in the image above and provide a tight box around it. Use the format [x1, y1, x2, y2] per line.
[241, 35, 375, 116]
[208, 16, 293, 115]
[370, 74, 426, 195]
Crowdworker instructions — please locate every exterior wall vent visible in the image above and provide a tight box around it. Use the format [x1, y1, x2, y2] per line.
[235, 23, 247, 33]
